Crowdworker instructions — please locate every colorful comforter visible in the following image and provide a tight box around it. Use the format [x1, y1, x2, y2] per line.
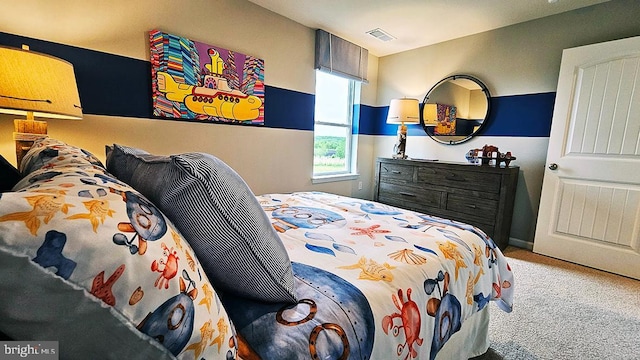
[225, 191, 514, 360]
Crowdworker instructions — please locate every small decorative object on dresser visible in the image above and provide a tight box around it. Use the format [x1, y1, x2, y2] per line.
[466, 144, 516, 167]
[374, 157, 519, 249]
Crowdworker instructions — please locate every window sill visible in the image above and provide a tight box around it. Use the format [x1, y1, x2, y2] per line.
[311, 173, 359, 184]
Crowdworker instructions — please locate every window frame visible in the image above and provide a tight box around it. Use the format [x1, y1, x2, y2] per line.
[312, 70, 360, 181]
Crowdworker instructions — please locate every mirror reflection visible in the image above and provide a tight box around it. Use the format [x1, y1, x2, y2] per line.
[421, 74, 491, 145]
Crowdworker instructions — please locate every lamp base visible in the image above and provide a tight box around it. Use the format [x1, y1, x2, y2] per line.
[392, 124, 408, 159]
[14, 119, 48, 167]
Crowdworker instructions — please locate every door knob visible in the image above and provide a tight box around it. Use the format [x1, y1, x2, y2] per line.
[548, 163, 558, 170]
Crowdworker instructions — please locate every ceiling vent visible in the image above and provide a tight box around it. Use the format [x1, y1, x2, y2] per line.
[366, 28, 395, 42]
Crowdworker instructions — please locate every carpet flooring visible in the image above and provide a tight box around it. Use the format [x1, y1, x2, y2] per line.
[474, 247, 640, 360]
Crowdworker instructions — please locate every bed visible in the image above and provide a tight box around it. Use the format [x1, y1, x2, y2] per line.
[0, 138, 513, 360]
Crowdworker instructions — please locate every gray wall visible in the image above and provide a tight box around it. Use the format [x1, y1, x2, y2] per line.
[1, 0, 639, 248]
[0, 0, 379, 198]
[375, 0, 640, 247]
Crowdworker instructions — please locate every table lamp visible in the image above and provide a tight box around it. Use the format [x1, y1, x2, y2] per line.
[0, 45, 82, 167]
[386, 98, 419, 159]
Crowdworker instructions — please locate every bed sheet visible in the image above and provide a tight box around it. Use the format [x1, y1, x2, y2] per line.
[226, 192, 513, 360]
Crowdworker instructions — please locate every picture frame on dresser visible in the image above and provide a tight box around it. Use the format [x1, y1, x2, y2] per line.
[374, 157, 519, 250]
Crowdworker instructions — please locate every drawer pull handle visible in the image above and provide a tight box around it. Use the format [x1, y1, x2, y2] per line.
[446, 173, 466, 181]
[399, 192, 416, 197]
[392, 170, 402, 174]
[466, 204, 478, 209]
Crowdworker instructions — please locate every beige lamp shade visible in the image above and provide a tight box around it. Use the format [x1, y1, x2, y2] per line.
[0, 45, 82, 119]
[387, 98, 419, 124]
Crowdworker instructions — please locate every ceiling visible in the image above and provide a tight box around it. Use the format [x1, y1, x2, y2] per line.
[246, 0, 610, 57]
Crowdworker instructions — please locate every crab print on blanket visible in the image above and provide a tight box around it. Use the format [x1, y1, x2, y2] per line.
[251, 191, 515, 360]
[382, 288, 424, 359]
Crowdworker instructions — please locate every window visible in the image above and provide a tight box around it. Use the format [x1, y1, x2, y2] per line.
[313, 70, 360, 178]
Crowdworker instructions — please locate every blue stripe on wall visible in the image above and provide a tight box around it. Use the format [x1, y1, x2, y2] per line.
[358, 105, 384, 135]
[1, 31, 315, 129]
[358, 92, 556, 137]
[264, 86, 314, 130]
[0, 31, 153, 118]
[1, 32, 555, 137]
[483, 93, 556, 137]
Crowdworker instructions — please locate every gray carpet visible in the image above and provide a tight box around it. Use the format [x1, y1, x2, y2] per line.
[473, 247, 640, 360]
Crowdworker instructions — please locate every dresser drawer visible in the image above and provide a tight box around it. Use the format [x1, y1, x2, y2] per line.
[378, 182, 442, 208]
[417, 167, 501, 193]
[375, 158, 519, 250]
[446, 194, 498, 222]
[378, 163, 414, 183]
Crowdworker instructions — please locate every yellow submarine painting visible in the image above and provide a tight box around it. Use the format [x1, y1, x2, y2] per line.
[150, 30, 265, 125]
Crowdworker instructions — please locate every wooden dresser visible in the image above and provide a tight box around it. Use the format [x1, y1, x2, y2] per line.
[374, 158, 519, 250]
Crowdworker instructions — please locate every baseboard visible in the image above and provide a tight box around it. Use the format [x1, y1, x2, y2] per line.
[508, 237, 533, 250]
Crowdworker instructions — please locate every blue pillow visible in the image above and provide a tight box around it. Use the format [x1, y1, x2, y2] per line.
[106, 144, 296, 303]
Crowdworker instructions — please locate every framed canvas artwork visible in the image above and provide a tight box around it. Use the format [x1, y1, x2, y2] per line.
[150, 30, 265, 125]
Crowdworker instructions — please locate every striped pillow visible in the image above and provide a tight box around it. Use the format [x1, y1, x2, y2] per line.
[106, 144, 296, 303]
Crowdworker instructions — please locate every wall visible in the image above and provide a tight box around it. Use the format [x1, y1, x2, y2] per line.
[0, 0, 379, 198]
[2, 0, 640, 249]
[375, 0, 640, 247]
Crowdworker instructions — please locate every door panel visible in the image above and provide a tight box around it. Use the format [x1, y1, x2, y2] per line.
[555, 179, 639, 247]
[534, 36, 640, 280]
[567, 57, 640, 155]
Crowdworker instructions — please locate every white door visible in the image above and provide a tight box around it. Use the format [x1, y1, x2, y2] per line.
[533, 36, 640, 280]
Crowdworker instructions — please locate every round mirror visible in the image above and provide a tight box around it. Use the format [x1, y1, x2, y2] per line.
[420, 74, 491, 145]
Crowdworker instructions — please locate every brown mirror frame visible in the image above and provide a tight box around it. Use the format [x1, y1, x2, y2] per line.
[420, 74, 491, 145]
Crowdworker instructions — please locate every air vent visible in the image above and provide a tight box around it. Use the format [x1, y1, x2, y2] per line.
[366, 28, 395, 42]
